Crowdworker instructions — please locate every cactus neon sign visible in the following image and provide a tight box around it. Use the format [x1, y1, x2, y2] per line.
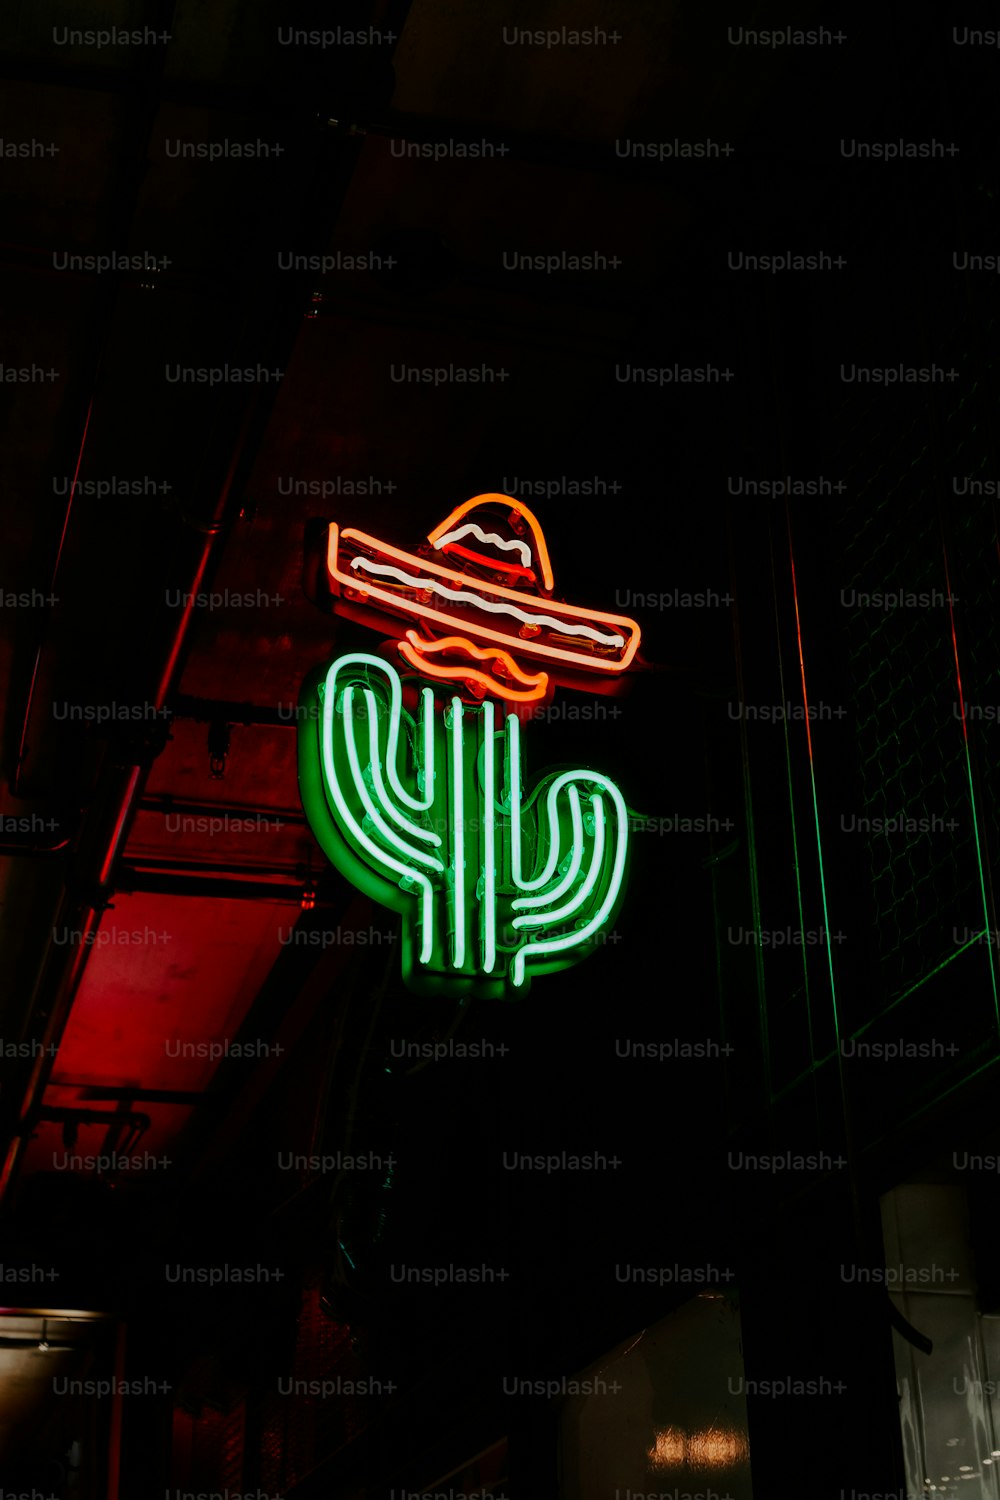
[297, 495, 641, 998]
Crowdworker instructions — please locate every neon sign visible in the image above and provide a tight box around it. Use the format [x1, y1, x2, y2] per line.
[298, 495, 640, 997]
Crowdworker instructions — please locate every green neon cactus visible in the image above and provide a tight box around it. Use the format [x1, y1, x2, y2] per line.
[298, 653, 629, 998]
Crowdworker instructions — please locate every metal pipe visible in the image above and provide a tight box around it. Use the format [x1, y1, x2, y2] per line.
[78, 1087, 213, 1105]
[107, 1320, 127, 1500]
[11, 404, 91, 793]
[169, 693, 300, 728]
[118, 870, 337, 904]
[0, 828, 74, 856]
[126, 857, 313, 878]
[139, 794, 306, 824]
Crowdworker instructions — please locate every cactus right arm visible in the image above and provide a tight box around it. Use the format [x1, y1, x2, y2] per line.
[502, 712, 629, 990]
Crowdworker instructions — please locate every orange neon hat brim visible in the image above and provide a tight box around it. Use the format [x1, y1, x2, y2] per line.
[325, 523, 641, 676]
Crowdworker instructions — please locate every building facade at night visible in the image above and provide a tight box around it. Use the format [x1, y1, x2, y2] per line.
[1, 1, 999, 1497]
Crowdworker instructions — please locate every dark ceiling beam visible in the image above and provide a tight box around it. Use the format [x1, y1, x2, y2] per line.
[350, 110, 731, 182]
[303, 286, 634, 359]
[0, 242, 640, 366]
[0, 44, 728, 184]
[0, 260, 638, 388]
[0, 55, 287, 108]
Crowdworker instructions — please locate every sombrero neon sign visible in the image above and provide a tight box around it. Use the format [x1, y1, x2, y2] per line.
[298, 494, 640, 997]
